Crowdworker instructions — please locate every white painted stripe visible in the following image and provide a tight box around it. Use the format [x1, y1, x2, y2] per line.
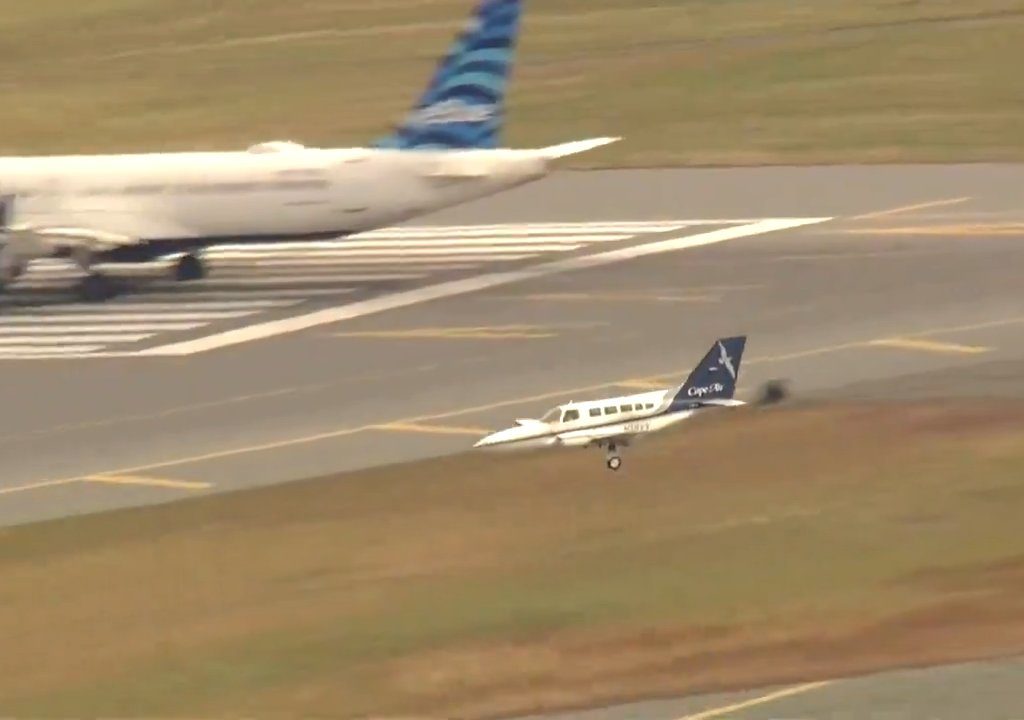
[204, 246, 574, 258]
[10, 300, 298, 312]
[0, 334, 153, 345]
[0, 288, 357, 302]
[206, 235, 629, 251]
[110, 288, 357, 300]
[355, 222, 694, 237]
[0, 323, 204, 333]
[187, 274, 426, 285]
[0, 311, 255, 324]
[207, 260, 480, 270]
[202, 266, 474, 278]
[209, 255, 528, 265]
[139, 218, 832, 356]
[0, 346, 105, 356]
[14, 273, 426, 288]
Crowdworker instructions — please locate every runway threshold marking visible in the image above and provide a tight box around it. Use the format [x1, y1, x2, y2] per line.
[12, 312, 1024, 493]
[373, 422, 491, 436]
[83, 474, 211, 490]
[136, 218, 830, 356]
[867, 338, 992, 355]
[852, 196, 971, 220]
[677, 680, 831, 719]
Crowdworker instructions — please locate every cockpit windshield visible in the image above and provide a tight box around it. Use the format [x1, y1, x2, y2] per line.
[540, 407, 561, 423]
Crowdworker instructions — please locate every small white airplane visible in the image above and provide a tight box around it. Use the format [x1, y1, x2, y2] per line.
[0, 0, 617, 301]
[474, 336, 748, 470]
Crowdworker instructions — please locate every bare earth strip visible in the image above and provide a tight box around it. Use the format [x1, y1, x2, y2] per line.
[4, 401, 1024, 717]
[0, 0, 1022, 164]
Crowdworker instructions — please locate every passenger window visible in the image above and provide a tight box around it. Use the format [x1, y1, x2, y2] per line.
[621, 404, 633, 412]
[604, 406, 616, 415]
[589, 408, 601, 417]
[562, 409, 579, 423]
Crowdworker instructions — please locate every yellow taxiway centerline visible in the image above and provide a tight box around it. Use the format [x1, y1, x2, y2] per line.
[868, 337, 992, 355]
[502, 292, 719, 303]
[7, 314, 1024, 494]
[83, 475, 212, 490]
[372, 422, 492, 436]
[851, 196, 971, 220]
[331, 325, 571, 340]
[848, 223, 1024, 236]
[678, 680, 832, 720]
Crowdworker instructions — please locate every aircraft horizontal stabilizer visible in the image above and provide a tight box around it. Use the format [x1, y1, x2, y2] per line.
[539, 137, 621, 159]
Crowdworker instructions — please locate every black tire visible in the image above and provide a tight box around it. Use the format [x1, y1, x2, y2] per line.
[175, 254, 206, 282]
[78, 274, 115, 303]
[606, 456, 622, 471]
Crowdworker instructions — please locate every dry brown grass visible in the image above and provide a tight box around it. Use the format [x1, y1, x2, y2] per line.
[0, 1, 1022, 164]
[3, 400, 1024, 717]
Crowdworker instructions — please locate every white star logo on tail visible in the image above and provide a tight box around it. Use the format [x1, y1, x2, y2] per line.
[717, 341, 736, 379]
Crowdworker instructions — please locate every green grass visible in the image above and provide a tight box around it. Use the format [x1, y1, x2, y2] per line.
[4, 401, 1024, 717]
[0, 1, 1022, 164]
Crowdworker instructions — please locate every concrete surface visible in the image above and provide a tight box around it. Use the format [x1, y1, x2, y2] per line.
[3, 163, 1024, 719]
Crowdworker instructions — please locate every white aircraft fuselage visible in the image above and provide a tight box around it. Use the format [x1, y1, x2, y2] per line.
[0, 143, 549, 261]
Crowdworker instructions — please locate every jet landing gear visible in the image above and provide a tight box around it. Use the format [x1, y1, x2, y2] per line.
[77, 273, 117, 302]
[174, 253, 206, 282]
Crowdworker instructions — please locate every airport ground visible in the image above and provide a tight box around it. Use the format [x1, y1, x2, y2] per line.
[4, 0, 1023, 165]
[2, 164, 1024, 717]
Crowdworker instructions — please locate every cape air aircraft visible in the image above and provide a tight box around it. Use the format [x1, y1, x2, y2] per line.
[0, 0, 617, 301]
[474, 337, 748, 471]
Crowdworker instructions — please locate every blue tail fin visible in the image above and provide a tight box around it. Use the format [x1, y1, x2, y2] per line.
[671, 337, 747, 406]
[373, 0, 522, 150]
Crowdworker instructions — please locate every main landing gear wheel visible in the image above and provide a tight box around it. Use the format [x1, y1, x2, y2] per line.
[605, 442, 622, 471]
[174, 253, 206, 282]
[77, 273, 116, 303]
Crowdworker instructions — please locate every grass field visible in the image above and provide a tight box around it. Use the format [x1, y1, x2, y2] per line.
[4, 401, 1024, 717]
[1, 1, 1022, 165]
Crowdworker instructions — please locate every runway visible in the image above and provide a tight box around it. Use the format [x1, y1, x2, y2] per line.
[515, 656, 1024, 720]
[3, 164, 1024, 527]
[3, 163, 1024, 718]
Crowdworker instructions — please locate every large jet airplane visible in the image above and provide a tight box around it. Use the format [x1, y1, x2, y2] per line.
[474, 336, 748, 471]
[0, 0, 616, 301]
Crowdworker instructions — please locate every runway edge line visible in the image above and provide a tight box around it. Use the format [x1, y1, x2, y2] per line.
[136, 217, 832, 357]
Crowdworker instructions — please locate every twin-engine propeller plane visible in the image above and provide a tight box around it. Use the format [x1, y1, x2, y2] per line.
[474, 336, 748, 470]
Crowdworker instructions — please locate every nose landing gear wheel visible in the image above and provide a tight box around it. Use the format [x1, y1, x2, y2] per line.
[606, 456, 622, 471]
[174, 253, 206, 282]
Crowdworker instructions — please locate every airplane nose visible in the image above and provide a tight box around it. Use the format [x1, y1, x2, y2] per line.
[473, 433, 496, 448]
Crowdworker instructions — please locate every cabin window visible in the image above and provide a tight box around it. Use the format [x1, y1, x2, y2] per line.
[540, 408, 561, 423]
[621, 404, 633, 412]
[589, 408, 601, 417]
[604, 406, 616, 415]
[562, 409, 579, 423]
